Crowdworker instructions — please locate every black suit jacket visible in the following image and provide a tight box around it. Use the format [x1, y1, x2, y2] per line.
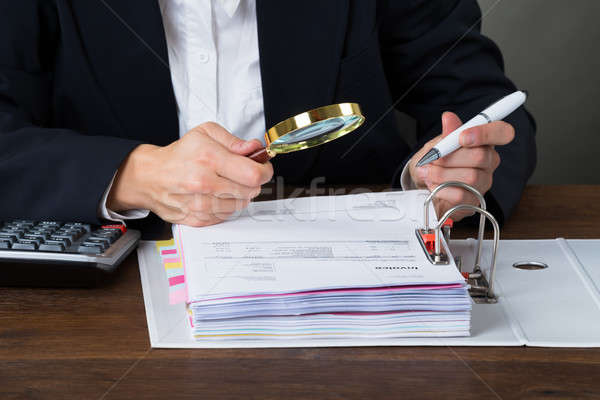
[0, 0, 536, 226]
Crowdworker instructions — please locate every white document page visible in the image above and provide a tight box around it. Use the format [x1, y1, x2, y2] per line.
[174, 190, 465, 301]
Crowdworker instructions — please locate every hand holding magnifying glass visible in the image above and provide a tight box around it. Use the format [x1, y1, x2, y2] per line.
[246, 103, 365, 163]
[106, 103, 364, 228]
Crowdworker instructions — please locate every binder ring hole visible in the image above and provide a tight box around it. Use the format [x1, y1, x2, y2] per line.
[513, 261, 548, 270]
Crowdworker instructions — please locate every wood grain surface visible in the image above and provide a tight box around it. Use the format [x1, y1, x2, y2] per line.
[1, 185, 599, 400]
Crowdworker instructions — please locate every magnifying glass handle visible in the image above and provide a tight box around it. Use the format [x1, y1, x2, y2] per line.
[248, 148, 272, 164]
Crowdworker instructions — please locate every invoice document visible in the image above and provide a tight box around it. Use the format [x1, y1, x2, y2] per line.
[174, 190, 465, 303]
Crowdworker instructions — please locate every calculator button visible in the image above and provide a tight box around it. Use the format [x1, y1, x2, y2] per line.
[0, 240, 11, 249]
[29, 230, 56, 237]
[86, 237, 111, 246]
[65, 223, 91, 232]
[63, 230, 84, 240]
[24, 233, 50, 241]
[0, 234, 18, 243]
[94, 230, 121, 240]
[18, 238, 42, 246]
[0, 230, 24, 238]
[49, 235, 73, 246]
[39, 243, 66, 252]
[78, 244, 103, 254]
[29, 227, 53, 232]
[91, 230, 118, 239]
[12, 241, 38, 250]
[82, 240, 108, 251]
[38, 221, 62, 227]
[44, 239, 70, 248]
[101, 224, 127, 233]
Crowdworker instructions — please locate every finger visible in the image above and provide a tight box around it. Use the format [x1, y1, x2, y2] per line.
[237, 139, 266, 157]
[433, 146, 500, 170]
[172, 193, 250, 215]
[432, 190, 480, 220]
[424, 165, 493, 193]
[212, 175, 262, 200]
[177, 165, 262, 199]
[197, 122, 264, 155]
[215, 151, 274, 187]
[434, 198, 476, 222]
[460, 121, 515, 147]
[152, 193, 238, 227]
[186, 131, 273, 187]
[441, 112, 463, 137]
[175, 212, 224, 227]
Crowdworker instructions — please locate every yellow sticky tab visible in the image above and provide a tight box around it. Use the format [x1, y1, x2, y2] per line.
[155, 238, 175, 251]
[164, 262, 182, 269]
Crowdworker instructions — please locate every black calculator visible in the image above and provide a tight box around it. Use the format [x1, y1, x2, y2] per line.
[0, 220, 140, 287]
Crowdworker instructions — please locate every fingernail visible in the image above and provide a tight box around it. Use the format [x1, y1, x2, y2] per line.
[462, 132, 475, 146]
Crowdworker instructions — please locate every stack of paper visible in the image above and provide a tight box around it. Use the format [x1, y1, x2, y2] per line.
[174, 190, 471, 340]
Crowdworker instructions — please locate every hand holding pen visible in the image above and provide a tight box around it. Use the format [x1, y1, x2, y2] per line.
[409, 91, 527, 221]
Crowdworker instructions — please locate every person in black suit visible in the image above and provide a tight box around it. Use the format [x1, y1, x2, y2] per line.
[0, 1, 535, 228]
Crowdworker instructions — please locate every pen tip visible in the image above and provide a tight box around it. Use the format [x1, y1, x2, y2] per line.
[416, 149, 441, 167]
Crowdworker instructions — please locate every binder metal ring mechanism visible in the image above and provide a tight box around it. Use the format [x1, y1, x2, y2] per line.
[416, 182, 499, 304]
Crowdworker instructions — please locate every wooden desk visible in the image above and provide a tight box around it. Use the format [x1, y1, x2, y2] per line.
[1, 185, 599, 399]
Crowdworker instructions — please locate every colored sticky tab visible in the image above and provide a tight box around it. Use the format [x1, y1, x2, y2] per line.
[156, 237, 187, 305]
[156, 238, 175, 251]
[168, 275, 185, 286]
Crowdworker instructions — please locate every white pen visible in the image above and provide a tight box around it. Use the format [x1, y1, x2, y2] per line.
[416, 90, 528, 167]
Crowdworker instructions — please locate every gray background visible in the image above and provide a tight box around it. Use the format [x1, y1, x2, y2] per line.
[398, 1, 600, 184]
[478, 0, 600, 184]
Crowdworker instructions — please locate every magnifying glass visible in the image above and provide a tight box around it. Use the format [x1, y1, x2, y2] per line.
[248, 103, 365, 163]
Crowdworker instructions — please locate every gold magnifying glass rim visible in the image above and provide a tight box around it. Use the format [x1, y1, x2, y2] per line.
[264, 103, 364, 156]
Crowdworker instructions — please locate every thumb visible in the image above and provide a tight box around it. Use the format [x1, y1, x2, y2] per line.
[234, 139, 265, 156]
[441, 111, 463, 138]
[201, 122, 264, 155]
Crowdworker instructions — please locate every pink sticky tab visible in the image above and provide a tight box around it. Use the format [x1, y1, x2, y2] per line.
[168, 275, 185, 286]
[163, 257, 181, 264]
[161, 249, 177, 255]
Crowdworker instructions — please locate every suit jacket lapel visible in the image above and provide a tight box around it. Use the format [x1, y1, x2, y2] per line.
[78, 0, 179, 145]
[256, 0, 348, 181]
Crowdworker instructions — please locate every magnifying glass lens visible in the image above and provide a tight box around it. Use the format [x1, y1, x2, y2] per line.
[272, 117, 346, 145]
[248, 103, 364, 162]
